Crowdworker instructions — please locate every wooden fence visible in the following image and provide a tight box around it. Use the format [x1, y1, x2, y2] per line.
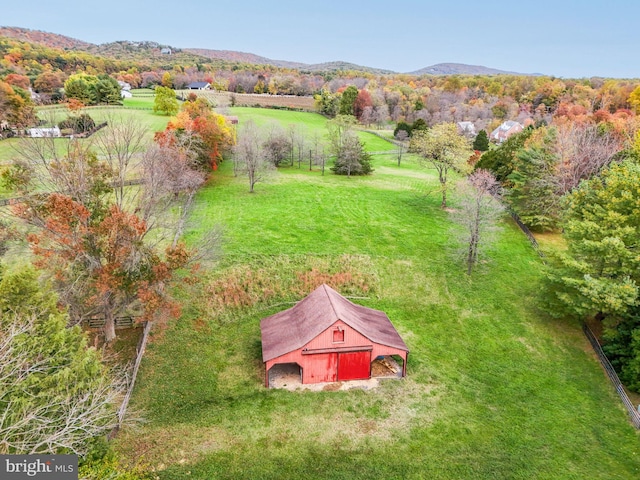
[582, 323, 640, 429]
[109, 320, 152, 438]
[497, 203, 545, 258]
[0, 178, 144, 207]
[85, 315, 136, 329]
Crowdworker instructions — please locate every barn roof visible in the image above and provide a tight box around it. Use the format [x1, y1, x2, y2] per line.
[261, 284, 408, 362]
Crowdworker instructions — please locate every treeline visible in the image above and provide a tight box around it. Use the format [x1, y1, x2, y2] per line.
[474, 118, 640, 390]
[3, 34, 640, 129]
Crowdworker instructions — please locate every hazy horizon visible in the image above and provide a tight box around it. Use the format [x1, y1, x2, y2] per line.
[2, 0, 640, 78]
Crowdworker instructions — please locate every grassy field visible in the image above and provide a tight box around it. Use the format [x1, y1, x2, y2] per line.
[113, 110, 640, 479]
[0, 93, 171, 185]
[229, 107, 396, 153]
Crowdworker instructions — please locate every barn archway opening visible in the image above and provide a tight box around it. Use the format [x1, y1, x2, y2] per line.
[267, 362, 302, 388]
[371, 355, 404, 378]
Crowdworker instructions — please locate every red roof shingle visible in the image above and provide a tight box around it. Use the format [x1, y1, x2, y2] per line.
[260, 284, 408, 362]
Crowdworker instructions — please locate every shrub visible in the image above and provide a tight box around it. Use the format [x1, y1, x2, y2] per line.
[59, 114, 96, 134]
[394, 121, 412, 138]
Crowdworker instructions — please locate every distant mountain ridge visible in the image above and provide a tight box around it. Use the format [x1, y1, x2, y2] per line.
[0, 26, 540, 76]
[409, 63, 541, 76]
[0, 26, 94, 50]
[184, 48, 306, 69]
[184, 49, 396, 74]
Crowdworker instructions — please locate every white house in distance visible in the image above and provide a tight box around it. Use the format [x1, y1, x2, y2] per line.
[118, 81, 132, 99]
[29, 127, 61, 138]
[457, 121, 476, 138]
[187, 82, 211, 90]
[490, 121, 524, 143]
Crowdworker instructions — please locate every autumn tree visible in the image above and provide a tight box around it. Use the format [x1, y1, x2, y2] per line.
[629, 85, 640, 114]
[551, 122, 621, 195]
[3, 121, 202, 342]
[505, 124, 621, 231]
[4, 73, 30, 90]
[0, 80, 35, 128]
[157, 100, 235, 170]
[354, 89, 373, 122]
[233, 120, 273, 192]
[263, 123, 291, 167]
[153, 86, 179, 116]
[450, 170, 504, 274]
[34, 72, 64, 94]
[327, 114, 358, 161]
[411, 123, 472, 208]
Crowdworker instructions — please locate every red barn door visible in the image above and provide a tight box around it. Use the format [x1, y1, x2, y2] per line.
[337, 351, 371, 381]
[305, 353, 338, 383]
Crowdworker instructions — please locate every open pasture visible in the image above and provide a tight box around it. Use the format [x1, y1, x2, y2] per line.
[114, 108, 640, 479]
[229, 106, 396, 153]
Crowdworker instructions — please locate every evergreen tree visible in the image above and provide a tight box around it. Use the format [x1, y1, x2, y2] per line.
[331, 133, 373, 176]
[0, 268, 119, 454]
[338, 85, 358, 116]
[546, 159, 640, 388]
[412, 118, 428, 133]
[393, 121, 412, 138]
[93, 74, 122, 104]
[475, 127, 534, 183]
[506, 132, 561, 231]
[473, 130, 490, 151]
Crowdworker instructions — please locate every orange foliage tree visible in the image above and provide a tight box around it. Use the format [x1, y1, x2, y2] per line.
[157, 97, 235, 170]
[4, 127, 204, 342]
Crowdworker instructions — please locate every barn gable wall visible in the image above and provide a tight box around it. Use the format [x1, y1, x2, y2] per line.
[304, 320, 369, 351]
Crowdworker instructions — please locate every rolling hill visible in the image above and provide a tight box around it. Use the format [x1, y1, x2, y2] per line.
[0, 26, 539, 76]
[409, 62, 540, 76]
[0, 26, 94, 50]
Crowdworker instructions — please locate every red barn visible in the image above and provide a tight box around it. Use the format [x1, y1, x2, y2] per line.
[260, 284, 408, 387]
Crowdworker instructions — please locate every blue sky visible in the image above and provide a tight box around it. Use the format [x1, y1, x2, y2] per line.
[2, 0, 639, 78]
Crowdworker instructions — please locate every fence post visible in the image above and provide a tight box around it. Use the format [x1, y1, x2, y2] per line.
[582, 323, 640, 429]
[109, 320, 153, 438]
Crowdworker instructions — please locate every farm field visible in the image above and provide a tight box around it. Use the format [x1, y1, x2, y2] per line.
[229, 106, 396, 153]
[178, 89, 316, 110]
[112, 110, 640, 479]
[0, 91, 169, 166]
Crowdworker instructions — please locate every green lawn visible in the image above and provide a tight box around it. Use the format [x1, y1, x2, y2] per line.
[0, 101, 171, 166]
[114, 111, 640, 479]
[230, 107, 396, 153]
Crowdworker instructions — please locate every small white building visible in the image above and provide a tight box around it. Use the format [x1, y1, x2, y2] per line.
[457, 121, 477, 138]
[121, 90, 133, 99]
[29, 127, 61, 138]
[187, 82, 211, 90]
